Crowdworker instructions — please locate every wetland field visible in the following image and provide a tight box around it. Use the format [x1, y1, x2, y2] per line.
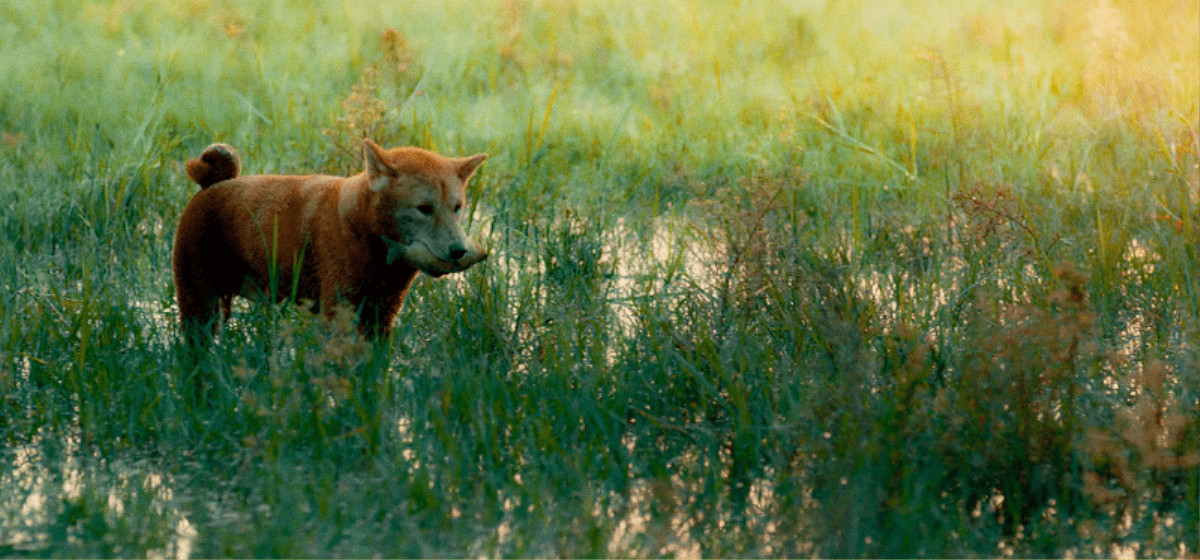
[0, 0, 1197, 556]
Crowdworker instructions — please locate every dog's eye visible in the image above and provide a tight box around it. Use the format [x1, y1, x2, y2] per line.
[417, 204, 435, 216]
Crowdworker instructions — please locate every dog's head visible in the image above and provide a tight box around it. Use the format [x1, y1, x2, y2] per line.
[360, 138, 488, 277]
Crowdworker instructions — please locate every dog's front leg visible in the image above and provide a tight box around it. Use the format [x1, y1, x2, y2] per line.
[353, 293, 405, 340]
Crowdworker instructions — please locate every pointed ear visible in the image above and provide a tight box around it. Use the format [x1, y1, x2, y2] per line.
[363, 138, 392, 190]
[455, 154, 488, 181]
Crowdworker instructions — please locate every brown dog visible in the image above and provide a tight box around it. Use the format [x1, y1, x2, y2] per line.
[172, 139, 488, 344]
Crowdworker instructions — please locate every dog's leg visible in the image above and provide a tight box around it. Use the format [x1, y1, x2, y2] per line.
[354, 288, 410, 340]
[355, 303, 393, 339]
[178, 289, 223, 348]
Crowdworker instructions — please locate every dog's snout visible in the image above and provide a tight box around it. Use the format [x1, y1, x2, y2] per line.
[447, 243, 468, 261]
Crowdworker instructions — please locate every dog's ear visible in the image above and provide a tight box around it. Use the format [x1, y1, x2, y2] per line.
[455, 154, 488, 181]
[363, 139, 393, 190]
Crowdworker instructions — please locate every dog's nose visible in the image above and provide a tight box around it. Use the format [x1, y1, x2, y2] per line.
[447, 243, 468, 261]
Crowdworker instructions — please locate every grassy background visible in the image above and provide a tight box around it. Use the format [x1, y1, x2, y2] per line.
[1, 0, 1197, 556]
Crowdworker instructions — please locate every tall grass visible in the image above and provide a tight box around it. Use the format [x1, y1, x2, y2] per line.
[1, 0, 1196, 556]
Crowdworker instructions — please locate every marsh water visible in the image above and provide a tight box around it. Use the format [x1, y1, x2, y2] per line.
[3, 221, 1192, 558]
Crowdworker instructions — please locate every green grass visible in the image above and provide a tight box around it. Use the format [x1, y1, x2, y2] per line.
[1, 0, 1197, 556]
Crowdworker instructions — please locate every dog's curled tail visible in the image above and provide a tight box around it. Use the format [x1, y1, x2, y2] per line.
[185, 143, 241, 189]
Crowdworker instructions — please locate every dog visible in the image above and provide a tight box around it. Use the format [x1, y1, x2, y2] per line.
[172, 139, 488, 344]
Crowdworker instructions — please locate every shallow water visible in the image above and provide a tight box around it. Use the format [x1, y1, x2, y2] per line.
[0, 430, 195, 558]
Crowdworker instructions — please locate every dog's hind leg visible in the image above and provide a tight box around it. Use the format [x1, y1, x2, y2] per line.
[178, 289, 224, 348]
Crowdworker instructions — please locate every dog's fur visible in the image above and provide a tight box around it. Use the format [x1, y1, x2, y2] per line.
[172, 139, 487, 344]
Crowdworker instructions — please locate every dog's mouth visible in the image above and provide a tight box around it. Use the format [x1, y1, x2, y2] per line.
[382, 236, 408, 266]
[381, 236, 487, 277]
[418, 250, 489, 277]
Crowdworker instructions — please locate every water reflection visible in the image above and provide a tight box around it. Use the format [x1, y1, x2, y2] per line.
[3, 213, 1188, 557]
[0, 430, 196, 558]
